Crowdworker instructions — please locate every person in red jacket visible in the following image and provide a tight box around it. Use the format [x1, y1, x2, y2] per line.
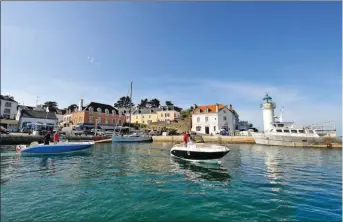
[183, 130, 190, 146]
[53, 130, 60, 144]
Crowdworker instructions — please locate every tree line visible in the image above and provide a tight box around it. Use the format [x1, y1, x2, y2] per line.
[113, 96, 179, 110]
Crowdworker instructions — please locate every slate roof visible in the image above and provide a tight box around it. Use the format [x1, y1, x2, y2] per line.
[21, 110, 58, 120]
[17, 105, 34, 110]
[117, 108, 131, 115]
[83, 102, 119, 115]
[0, 95, 18, 103]
[132, 108, 161, 115]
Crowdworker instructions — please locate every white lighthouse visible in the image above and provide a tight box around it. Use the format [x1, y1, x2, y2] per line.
[260, 93, 276, 132]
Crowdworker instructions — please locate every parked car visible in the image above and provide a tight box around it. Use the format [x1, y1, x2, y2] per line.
[21, 127, 32, 134]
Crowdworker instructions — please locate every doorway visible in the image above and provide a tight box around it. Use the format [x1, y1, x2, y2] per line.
[205, 126, 209, 134]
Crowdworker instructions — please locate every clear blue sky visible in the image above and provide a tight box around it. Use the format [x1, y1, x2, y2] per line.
[2, 2, 342, 133]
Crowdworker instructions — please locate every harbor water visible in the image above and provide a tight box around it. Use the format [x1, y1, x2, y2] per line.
[1, 143, 342, 221]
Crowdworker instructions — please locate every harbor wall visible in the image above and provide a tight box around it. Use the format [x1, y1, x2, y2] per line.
[0, 134, 104, 145]
[152, 135, 255, 144]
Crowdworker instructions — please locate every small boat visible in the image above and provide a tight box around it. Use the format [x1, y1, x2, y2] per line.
[112, 132, 153, 142]
[16, 141, 94, 155]
[170, 142, 230, 163]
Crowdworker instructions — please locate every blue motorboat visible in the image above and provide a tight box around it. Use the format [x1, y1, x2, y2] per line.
[16, 141, 94, 155]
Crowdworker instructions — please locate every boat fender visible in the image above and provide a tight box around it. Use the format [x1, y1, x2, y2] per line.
[187, 150, 190, 155]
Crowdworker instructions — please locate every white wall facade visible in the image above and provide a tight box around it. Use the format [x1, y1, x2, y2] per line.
[191, 107, 235, 135]
[0, 99, 18, 119]
[217, 108, 235, 132]
[19, 117, 58, 129]
[56, 114, 64, 123]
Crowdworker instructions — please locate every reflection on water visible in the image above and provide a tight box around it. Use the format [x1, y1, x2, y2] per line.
[0, 143, 342, 222]
[170, 157, 231, 183]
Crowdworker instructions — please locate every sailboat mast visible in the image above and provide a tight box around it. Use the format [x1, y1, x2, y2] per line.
[129, 82, 133, 130]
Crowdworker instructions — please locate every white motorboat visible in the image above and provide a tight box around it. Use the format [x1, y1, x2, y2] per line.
[170, 142, 230, 163]
[251, 93, 339, 147]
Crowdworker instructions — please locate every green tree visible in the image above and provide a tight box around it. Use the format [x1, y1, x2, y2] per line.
[114, 96, 134, 108]
[148, 98, 160, 108]
[165, 101, 174, 106]
[137, 98, 149, 108]
[43, 101, 58, 111]
[68, 104, 78, 111]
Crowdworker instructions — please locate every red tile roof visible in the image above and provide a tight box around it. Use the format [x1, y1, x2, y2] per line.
[192, 104, 226, 114]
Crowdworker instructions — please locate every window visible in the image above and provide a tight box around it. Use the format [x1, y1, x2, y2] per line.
[205, 117, 208, 122]
[105, 119, 108, 124]
[284, 129, 290, 133]
[276, 129, 282, 132]
[197, 117, 200, 122]
[89, 116, 93, 123]
[113, 119, 116, 124]
[149, 115, 151, 118]
[5, 102, 11, 107]
[161, 113, 163, 117]
[298, 130, 305, 133]
[214, 126, 216, 131]
[196, 126, 201, 131]
[308, 130, 314, 134]
[291, 130, 297, 133]
[118, 120, 122, 125]
[142, 115, 144, 119]
[97, 108, 102, 114]
[142, 121, 145, 124]
[97, 117, 101, 124]
[4, 108, 10, 114]
[136, 116, 138, 119]
[89, 107, 94, 114]
[79, 117, 82, 123]
[278, 124, 284, 127]
[105, 109, 109, 115]
[223, 116, 227, 121]
[112, 110, 116, 116]
[147, 120, 152, 124]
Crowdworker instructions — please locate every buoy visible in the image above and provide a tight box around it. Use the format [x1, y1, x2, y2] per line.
[16, 146, 21, 152]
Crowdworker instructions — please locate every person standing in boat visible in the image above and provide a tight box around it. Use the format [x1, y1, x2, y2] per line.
[184, 130, 192, 146]
[53, 130, 60, 144]
[43, 131, 51, 145]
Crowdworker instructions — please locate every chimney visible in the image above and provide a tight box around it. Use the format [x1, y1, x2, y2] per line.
[229, 104, 232, 110]
[216, 104, 219, 112]
[79, 99, 83, 111]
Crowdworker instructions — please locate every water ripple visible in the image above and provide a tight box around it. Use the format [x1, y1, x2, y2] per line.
[1, 144, 341, 222]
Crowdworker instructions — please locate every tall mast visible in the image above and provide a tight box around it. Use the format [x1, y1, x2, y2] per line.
[129, 82, 133, 130]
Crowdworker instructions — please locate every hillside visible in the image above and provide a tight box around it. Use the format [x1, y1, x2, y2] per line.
[146, 117, 192, 133]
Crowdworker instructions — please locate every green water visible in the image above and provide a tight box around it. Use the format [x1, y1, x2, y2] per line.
[1, 143, 342, 221]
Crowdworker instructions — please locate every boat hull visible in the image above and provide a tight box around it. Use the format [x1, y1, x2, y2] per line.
[251, 132, 342, 147]
[19, 142, 94, 154]
[170, 144, 230, 162]
[112, 136, 152, 143]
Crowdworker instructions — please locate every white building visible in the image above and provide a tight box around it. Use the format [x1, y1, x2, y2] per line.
[0, 95, 18, 119]
[16, 106, 58, 129]
[191, 103, 239, 135]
